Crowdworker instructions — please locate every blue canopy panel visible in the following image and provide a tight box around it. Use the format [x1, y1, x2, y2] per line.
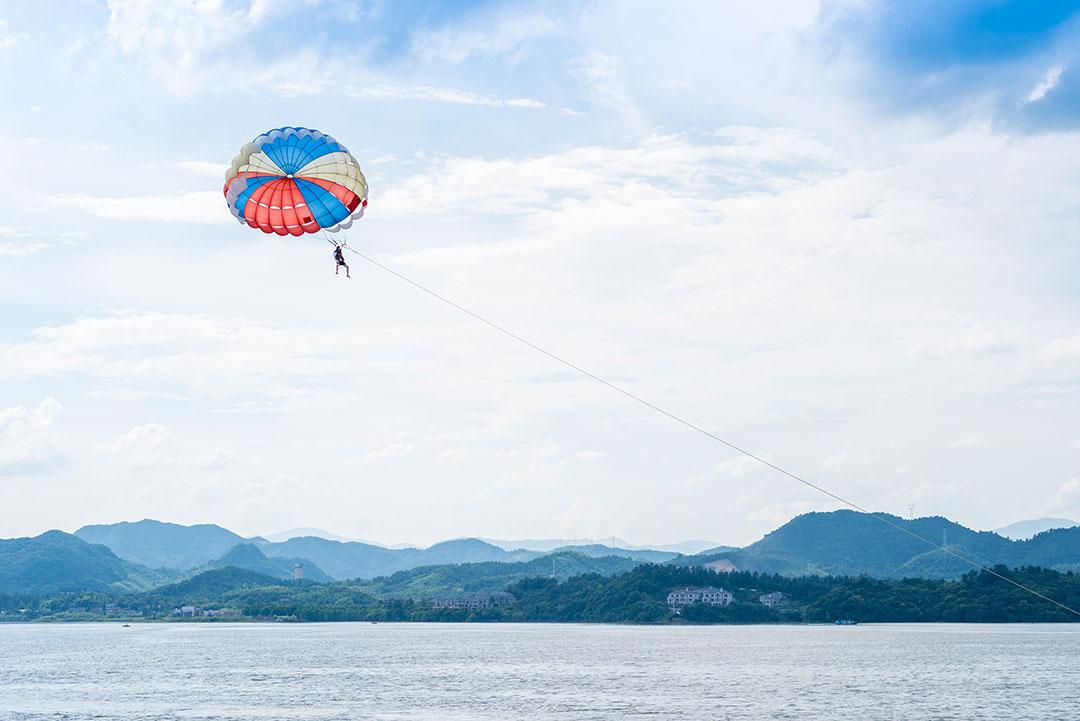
[258, 129, 348, 175]
[294, 178, 351, 229]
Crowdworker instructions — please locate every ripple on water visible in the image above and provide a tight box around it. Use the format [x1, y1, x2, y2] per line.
[0, 623, 1078, 720]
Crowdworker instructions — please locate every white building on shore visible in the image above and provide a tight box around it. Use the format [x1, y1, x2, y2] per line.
[666, 586, 733, 609]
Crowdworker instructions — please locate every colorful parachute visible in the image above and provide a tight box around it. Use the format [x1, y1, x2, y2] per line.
[224, 127, 368, 236]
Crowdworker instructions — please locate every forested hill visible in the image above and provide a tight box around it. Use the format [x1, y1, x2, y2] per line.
[201, 543, 334, 583]
[0, 531, 169, 595]
[5, 562, 1077, 625]
[679, 511, 1080, 579]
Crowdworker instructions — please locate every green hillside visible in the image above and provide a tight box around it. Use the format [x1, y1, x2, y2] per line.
[0, 531, 169, 594]
[202, 543, 333, 582]
[678, 510, 1080, 579]
[351, 551, 640, 598]
[150, 567, 284, 600]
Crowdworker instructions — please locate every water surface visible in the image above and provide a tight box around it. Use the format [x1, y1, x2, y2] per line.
[1, 623, 1077, 720]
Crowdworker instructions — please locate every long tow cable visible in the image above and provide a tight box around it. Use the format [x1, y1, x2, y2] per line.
[331, 237, 1079, 618]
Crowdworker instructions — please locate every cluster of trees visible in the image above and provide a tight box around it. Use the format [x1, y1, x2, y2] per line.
[2, 563, 1077, 624]
[803, 566, 1080, 622]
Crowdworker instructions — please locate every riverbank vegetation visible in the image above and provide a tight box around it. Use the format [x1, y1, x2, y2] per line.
[1, 563, 1076, 624]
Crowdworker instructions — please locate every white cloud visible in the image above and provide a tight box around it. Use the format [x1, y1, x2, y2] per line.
[345, 83, 544, 109]
[96, 422, 171, 454]
[1047, 478, 1079, 511]
[187, 449, 230, 469]
[821, 445, 876, 475]
[105, 0, 270, 95]
[414, 13, 558, 64]
[570, 51, 647, 135]
[949, 437, 984, 448]
[0, 225, 49, 256]
[103, 0, 547, 108]
[0, 399, 65, 472]
[712, 455, 764, 480]
[0, 312, 367, 398]
[0, 19, 28, 52]
[437, 446, 470, 463]
[1041, 334, 1080, 362]
[1026, 65, 1065, 103]
[573, 449, 607, 461]
[377, 129, 842, 220]
[477, 443, 567, 502]
[43, 191, 227, 224]
[345, 442, 415, 468]
[176, 160, 227, 177]
[909, 323, 1016, 359]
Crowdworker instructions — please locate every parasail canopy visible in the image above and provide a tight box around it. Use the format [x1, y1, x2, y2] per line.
[224, 126, 368, 236]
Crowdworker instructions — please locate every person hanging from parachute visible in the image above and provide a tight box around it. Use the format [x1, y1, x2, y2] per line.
[333, 241, 350, 277]
[222, 127, 368, 277]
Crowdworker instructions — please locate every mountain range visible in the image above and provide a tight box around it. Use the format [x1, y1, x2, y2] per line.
[679, 510, 1080, 578]
[480, 537, 720, 555]
[71, 520, 681, 580]
[4, 511, 1080, 596]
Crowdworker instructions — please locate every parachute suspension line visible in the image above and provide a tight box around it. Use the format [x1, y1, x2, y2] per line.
[339, 244, 1080, 618]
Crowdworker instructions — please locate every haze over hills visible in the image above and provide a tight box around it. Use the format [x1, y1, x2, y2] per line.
[7, 511, 1080, 597]
[259, 528, 351, 544]
[994, 518, 1078, 541]
[482, 537, 721, 555]
[66, 522, 682, 581]
[75, 520, 248, 570]
[260, 528, 419, 549]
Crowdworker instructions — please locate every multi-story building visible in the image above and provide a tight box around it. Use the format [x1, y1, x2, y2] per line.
[758, 591, 790, 609]
[666, 586, 733, 609]
[429, 592, 515, 611]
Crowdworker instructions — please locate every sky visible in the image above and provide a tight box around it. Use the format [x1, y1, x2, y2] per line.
[1, 0, 1078, 546]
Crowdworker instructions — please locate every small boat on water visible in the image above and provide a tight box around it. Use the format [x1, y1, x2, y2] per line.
[834, 619, 857, 625]
[122, 624, 131, 628]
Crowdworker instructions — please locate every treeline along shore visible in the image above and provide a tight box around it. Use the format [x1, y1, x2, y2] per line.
[3, 564, 1078, 624]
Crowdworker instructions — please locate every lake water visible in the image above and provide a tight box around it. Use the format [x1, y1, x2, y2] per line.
[1, 623, 1077, 720]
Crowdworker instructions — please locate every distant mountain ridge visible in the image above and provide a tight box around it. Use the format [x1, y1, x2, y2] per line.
[482, 537, 721, 555]
[994, 518, 1078, 541]
[678, 510, 1080, 578]
[75, 520, 247, 570]
[259, 527, 351, 543]
[67, 522, 681, 581]
[3, 510, 1074, 596]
